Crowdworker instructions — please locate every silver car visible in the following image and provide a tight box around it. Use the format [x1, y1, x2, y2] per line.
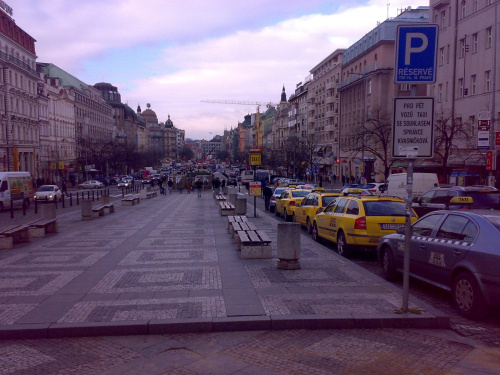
[79, 180, 104, 189]
[377, 210, 500, 320]
[269, 187, 287, 213]
[34, 185, 62, 202]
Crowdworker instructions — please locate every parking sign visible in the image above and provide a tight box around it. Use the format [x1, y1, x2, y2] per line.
[395, 24, 438, 83]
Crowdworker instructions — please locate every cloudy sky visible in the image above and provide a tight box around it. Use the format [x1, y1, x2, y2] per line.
[14, 0, 427, 140]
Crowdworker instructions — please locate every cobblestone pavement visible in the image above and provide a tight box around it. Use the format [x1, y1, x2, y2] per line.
[2, 328, 499, 374]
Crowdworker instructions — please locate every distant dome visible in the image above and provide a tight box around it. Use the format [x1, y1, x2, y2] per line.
[165, 114, 174, 128]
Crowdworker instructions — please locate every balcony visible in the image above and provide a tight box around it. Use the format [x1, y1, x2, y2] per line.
[308, 104, 316, 112]
[326, 96, 335, 104]
[324, 125, 335, 132]
[326, 111, 335, 118]
[325, 82, 335, 91]
[308, 118, 315, 125]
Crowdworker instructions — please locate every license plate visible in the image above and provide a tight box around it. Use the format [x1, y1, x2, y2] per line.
[381, 223, 404, 230]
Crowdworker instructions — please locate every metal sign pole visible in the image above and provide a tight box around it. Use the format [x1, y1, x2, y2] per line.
[403, 158, 414, 312]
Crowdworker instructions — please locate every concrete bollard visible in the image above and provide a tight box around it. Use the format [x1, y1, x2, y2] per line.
[222, 186, 228, 195]
[81, 200, 92, 221]
[139, 189, 148, 200]
[100, 194, 110, 204]
[277, 223, 301, 270]
[228, 192, 237, 205]
[235, 197, 247, 215]
[41, 204, 57, 220]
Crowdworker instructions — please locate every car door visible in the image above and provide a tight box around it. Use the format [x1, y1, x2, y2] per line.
[296, 195, 312, 225]
[398, 213, 445, 275]
[422, 213, 476, 288]
[412, 190, 436, 217]
[316, 200, 337, 240]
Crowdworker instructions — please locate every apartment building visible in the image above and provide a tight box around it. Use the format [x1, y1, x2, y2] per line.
[0, 6, 39, 174]
[430, 0, 500, 186]
[338, 6, 429, 183]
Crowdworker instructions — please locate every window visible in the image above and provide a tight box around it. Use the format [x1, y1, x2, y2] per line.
[458, 78, 464, 98]
[412, 214, 444, 237]
[471, 75, 476, 95]
[461, 0, 467, 19]
[436, 215, 477, 242]
[486, 70, 491, 91]
[439, 47, 444, 65]
[441, 11, 446, 28]
[345, 200, 359, 215]
[487, 27, 492, 48]
[459, 38, 465, 58]
[334, 198, 349, 213]
[473, 0, 478, 12]
[472, 33, 478, 53]
[438, 84, 443, 102]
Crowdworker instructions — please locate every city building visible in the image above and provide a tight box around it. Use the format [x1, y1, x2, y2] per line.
[0, 5, 39, 174]
[430, 0, 500, 186]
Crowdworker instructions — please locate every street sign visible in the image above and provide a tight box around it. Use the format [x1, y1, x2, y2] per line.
[477, 120, 490, 149]
[395, 24, 438, 83]
[249, 152, 261, 166]
[392, 97, 434, 158]
[249, 181, 261, 196]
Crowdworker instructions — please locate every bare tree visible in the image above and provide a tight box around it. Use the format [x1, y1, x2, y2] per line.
[434, 110, 471, 180]
[351, 106, 393, 179]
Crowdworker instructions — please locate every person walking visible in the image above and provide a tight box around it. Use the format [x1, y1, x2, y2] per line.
[195, 178, 203, 198]
[263, 184, 273, 211]
[61, 181, 69, 197]
[186, 179, 192, 194]
[167, 179, 173, 194]
[178, 178, 185, 194]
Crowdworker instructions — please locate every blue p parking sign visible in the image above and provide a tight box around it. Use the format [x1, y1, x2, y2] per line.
[395, 24, 438, 84]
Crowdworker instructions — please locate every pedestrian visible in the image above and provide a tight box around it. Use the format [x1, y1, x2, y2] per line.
[221, 178, 226, 191]
[186, 179, 192, 194]
[263, 184, 273, 211]
[319, 178, 323, 188]
[167, 179, 173, 194]
[178, 178, 185, 194]
[61, 181, 68, 197]
[214, 177, 221, 193]
[195, 178, 203, 197]
[159, 176, 166, 195]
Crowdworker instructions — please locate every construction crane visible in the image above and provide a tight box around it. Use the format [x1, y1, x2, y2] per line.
[200, 99, 278, 113]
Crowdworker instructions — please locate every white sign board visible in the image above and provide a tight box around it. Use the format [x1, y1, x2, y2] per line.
[392, 97, 434, 158]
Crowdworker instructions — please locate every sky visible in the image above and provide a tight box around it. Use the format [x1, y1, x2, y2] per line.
[14, 0, 427, 140]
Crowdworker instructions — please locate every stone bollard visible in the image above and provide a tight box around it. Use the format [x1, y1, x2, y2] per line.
[222, 186, 228, 195]
[277, 223, 301, 270]
[139, 189, 148, 200]
[235, 196, 247, 215]
[100, 194, 110, 204]
[41, 204, 56, 220]
[228, 192, 237, 205]
[81, 200, 92, 221]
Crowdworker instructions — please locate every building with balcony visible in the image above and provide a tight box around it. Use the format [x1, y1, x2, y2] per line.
[0, 7, 39, 174]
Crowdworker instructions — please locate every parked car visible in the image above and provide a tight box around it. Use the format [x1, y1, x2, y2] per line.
[294, 191, 341, 233]
[79, 180, 104, 189]
[362, 182, 386, 195]
[34, 185, 62, 202]
[377, 210, 500, 319]
[227, 177, 238, 186]
[275, 188, 311, 221]
[270, 187, 287, 213]
[411, 186, 500, 217]
[312, 194, 417, 256]
[95, 177, 109, 186]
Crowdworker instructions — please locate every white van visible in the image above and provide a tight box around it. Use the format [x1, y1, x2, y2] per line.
[0, 172, 34, 210]
[381, 173, 438, 200]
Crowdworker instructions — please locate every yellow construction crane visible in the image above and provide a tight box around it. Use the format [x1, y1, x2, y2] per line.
[200, 99, 278, 113]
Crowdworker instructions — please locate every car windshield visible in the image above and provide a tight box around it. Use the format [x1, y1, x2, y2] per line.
[291, 190, 310, 197]
[322, 196, 339, 207]
[37, 186, 54, 192]
[274, 188, 286, 196]
[484, 216, 500, 231]
[363, 201, 407, 216]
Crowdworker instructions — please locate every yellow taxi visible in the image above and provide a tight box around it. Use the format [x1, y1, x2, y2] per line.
[294, 189, 341, 233]
[275, 188, 312, 221]
[311, 192, 417, 256]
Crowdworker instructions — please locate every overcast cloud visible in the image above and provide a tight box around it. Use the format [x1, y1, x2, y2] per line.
[14, 0, 427, 140]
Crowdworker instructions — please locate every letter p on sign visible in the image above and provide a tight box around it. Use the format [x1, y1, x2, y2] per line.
[395, 24, 438, 84]
[405, 33, 428, 65]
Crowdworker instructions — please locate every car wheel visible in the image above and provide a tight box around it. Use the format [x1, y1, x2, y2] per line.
[94, 185, 99, 189]
[270, 206, 275, 213]
[381, 247, 398, 281]
[275, 208, 280, 217]
[452, 271, 488, 320]
[292, 213, 296, 222]
[312, 222, 321, 243]
[336, 231, 351, 257]
[284, 210, 290, 222]
[306, 218, 312, 234]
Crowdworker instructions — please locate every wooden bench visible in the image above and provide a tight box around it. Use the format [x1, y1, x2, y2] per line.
[219, 202, 235, 216]
[146, 191, 156, 199]
[92, 203, 115, 218]
[122, 195, 140, 206]
[227, 215, 248, 230]
[27, 218, 58, 238]
[215, 194, 226, 202]
[237, 230, 272, 259]
[0, 224, 30, 249]
[231, 221, 257, 240]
